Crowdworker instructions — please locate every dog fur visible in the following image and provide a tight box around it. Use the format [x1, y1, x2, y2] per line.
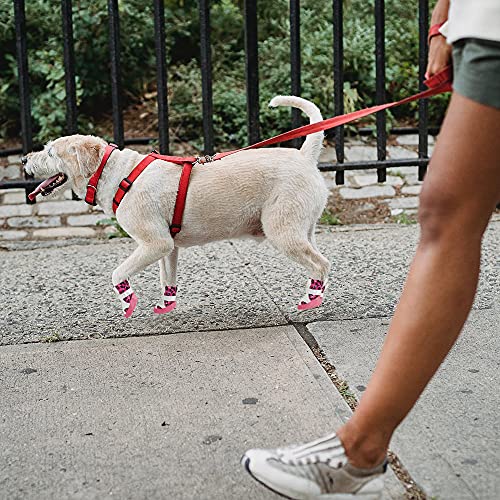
[23, 96, 331, 313]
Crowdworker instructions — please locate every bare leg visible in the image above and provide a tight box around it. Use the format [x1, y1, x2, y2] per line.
[155, 247, 179, 314]
[337, 93, 500, 467]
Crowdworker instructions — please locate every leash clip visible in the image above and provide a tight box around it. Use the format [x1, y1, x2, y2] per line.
[193, 154, 215, 166]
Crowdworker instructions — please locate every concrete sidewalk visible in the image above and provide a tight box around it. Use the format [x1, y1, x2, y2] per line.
[1, 221, 498, 499]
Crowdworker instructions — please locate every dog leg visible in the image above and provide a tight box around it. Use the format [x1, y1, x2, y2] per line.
[154, 247, 179, 314]
[265, 225, 330, 311]
[291, 225, 330, 311]
[112, 239, 173, 318]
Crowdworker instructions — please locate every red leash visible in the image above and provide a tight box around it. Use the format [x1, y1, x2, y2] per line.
[87, 66, 452, 237]
[214, 66, 452, 161]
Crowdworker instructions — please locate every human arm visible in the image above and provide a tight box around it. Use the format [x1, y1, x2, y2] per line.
[426, 0, 452, 78]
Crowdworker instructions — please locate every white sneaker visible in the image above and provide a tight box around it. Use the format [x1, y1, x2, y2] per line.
[241, 433, 387, 499]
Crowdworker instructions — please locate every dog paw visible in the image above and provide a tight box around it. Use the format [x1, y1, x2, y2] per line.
[154, 301, 177, 315]
[124, 293, 138, 318]
[297, 278, 327, 312]
[297, 295, 323, 311]
[154, 285, 177, 315]
[114, 280, 138, 318]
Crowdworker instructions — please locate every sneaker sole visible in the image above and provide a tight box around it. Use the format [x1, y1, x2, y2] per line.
[242, 455, 295, 500]
[241, 455, 382, 500]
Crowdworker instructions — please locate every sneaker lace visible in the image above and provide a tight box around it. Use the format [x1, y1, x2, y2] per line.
[276, 433, 346, 468]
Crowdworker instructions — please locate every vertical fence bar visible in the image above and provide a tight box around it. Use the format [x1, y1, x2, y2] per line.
[61, 0, 79, 200]
[374, 0, 386, 183]
[333, 0, 344, 185]
[290, 0, 301, 148]
[61, 0, 77, 135]
[418, 0, 429, 181]
[14, 0, 34, 203]
[199, 0, 214, 155]
[107, 0, 124, 148]
[244, 0, 259, 145]
[153, 0, 170, 154]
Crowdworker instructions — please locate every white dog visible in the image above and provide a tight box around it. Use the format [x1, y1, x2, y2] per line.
[23, 96, 330, 317]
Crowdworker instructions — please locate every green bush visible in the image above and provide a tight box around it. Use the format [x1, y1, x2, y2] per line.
[0, 0, 447, 149]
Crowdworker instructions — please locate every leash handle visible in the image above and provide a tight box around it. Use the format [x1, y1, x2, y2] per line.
[423, 65, 453, 89]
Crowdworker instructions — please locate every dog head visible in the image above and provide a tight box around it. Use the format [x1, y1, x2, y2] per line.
[23, 135, 108, 200]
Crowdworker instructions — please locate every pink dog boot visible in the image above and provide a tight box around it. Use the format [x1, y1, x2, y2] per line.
[114, 280, 138, 318]
[154, 285, 177, 314]
[297, 278, 327, 311]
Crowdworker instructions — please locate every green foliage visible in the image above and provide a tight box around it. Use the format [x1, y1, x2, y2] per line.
[40, 332, 62, 343]
[0, 0, 448, 147]
[393, 212, 417, 225]
[319, 209, 342, 226]
[97, 217, 130, 238]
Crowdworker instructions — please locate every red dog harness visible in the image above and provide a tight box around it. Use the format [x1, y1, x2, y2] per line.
[85, 67, 452, 238]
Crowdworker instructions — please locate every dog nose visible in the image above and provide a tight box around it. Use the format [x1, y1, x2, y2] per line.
[21, 156, 28, 166]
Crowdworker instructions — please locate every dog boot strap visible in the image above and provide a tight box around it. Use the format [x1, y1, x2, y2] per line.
[300, 278, 327, 304]
[115, 280, 134, 309]
[157, 285, 177, 308]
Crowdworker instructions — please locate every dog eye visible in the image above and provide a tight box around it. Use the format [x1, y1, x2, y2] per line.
[47, 148, 53, 158]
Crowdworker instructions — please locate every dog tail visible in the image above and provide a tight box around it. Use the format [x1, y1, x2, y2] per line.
[269, 95, 324, 163]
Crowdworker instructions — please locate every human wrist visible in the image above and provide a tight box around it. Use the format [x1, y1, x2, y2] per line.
[428, 21, 446, 45]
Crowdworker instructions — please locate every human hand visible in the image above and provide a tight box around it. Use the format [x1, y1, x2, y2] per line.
[425, 35, 452, 79]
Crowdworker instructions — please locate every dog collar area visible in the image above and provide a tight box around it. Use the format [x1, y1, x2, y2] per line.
[85, 143, 118, 206]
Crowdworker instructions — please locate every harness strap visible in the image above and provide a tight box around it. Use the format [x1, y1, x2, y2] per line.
[112, 154, 157, 213]
[111, 156, 194, 238]
[170, 162, 194, 237]
[149, 152, 197, 164]
[85, 143, 118, 205]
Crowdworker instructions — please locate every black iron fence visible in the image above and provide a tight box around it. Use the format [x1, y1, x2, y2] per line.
[1, 0, 433, 203]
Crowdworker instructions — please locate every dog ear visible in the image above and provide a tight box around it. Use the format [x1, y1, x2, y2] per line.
[73, 138, 104, 178]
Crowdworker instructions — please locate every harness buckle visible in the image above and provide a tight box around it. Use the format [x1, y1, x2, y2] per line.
[85, 184, 98, 206]
[119, 177, 133, 193]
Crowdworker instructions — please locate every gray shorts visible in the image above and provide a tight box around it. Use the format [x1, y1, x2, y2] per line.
[452, 38, 500, 109]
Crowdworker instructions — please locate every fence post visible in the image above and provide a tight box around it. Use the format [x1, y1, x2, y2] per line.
[244, 0, 260, 145]
[333, 0, 344, 185]
[199, 0, 214, 155]
[153, 0, 170, 154]
[61, 0, 80, 200]
[418, 0, 429, 181]
[13, 0, 34, 203]
[61, 0, 77, 136]
[107, 0, 124, 149]
[375, 0, 387, 183]
[290, 0, 301, 149]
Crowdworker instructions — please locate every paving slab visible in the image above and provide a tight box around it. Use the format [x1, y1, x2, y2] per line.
[233, 221, 498, 324]
[0, 325, 403, 499]
[307, 305, 500, 499]
[0, 240, 287, 345]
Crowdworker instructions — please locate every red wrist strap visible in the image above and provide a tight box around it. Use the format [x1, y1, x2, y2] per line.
[428, 21, 446, 44]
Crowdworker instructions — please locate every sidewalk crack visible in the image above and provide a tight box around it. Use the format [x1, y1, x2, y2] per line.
[292, 321, 428, 500]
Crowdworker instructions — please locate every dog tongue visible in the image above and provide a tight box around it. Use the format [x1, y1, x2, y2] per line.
[28, 174, 61, 201]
